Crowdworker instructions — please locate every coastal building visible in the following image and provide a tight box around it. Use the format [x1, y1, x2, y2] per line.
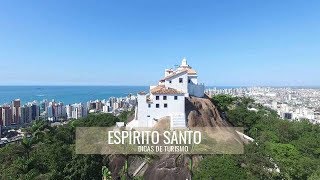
[47, 105, 55, 121]
[71, 103, 87, 119]
[87, 100, 104, 111]
[19, 106, 26, 124]
[45, 101, 66, 121]
[103, 105, 112, 113]
[129, 58, 205, 128]
[96, 101, 103, 111]
[66, 105, 73, 119]
[1, 95, 135, 125]
[11, 99, 21, 125]
[30, 103, 40, 121]
[25, 105, 32, 123]
[2, 106, 12, 126]
[40, 100, 48, 115]
[0, 107, 2, 126]
[55, 102, 65, 119]
[206, 87, 320, 123]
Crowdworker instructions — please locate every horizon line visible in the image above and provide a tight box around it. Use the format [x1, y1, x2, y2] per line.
[0, 85, 319, 88]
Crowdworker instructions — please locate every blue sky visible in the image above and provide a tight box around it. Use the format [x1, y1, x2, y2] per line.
[0, 0, 319, 86]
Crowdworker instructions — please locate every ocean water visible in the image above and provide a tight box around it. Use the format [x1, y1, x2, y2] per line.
[1, 85, 315, 105]
[0, 86, 149, 105]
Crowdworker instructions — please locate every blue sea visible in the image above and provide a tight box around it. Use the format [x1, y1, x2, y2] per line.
[1, 85, 316, 105]
[0, 86, 149, 105]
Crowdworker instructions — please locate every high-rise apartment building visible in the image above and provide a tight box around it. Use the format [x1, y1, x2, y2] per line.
[12, 99, 21, 125]
[47, 105, 54, 121]
[2, 106, 12, 126]
[30, 104, 39, 120]
[25, 105, 32, 123]
[66, 105, 72, 119]
[71, 103, 87, 119]
[0, 107, 2, 126]
[0, 107, 2, 138]
[19, 105, 26, 124]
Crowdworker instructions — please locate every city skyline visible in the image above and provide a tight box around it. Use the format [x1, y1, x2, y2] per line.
[1, 0, 320, 86]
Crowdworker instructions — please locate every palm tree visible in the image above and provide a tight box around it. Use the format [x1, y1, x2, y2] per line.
[21, 137, 33, 159]
[33, 130, 45, 143]
[102, 166, 112, 180]
[119, 155, 129, 180]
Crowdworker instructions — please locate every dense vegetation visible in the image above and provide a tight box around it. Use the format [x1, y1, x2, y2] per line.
[194, 95, 320, 180]
[0, 113, 121, 180]
[1, 96, 320, 180]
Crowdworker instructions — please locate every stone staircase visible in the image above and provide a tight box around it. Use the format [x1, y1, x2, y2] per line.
[170, 114, 186, 129]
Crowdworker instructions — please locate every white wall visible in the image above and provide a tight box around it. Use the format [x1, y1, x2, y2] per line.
[137, 93, 185, 127]
[188, 83, 205, 97]
[164, 72, 204, 98]
[165, 73, 188, 95]
[137, 94, 151, 127]
[135, 67, 205, 128]
[189, 75, 198, 84]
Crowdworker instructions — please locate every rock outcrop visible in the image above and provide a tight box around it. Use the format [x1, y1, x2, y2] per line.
[143, 95, 229, 180]
[143, 155, 191, 180]
[186, 95, 229, 127]
[107, 96, 240, 179]
[108, 155, 126, 179]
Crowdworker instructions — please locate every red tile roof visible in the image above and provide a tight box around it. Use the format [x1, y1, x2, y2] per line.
[162, 69, 188, 80]
[186, 68, 197, 75]
[138, 91, 147, 95]
[151, 85, 184, 95]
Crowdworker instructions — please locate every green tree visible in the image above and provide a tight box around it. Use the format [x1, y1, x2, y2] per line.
[211, 94, 237, 112]
[309, 168, 320, 180]
[193, 155, 247, 180]
[0, 113, 119, 179]
[208, 94, 320, 179]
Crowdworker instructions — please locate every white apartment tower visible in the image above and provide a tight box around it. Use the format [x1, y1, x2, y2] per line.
[129, 58, 205, 129]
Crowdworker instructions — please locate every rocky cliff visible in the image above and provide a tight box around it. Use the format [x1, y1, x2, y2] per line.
[142, 95, 230, 180]
[144, 154, 191, 180]
[109, 95, 236, 180]
[186, 95, 230, 127]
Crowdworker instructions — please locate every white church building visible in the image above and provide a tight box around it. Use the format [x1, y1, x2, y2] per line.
[128, 58, 205, 129]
